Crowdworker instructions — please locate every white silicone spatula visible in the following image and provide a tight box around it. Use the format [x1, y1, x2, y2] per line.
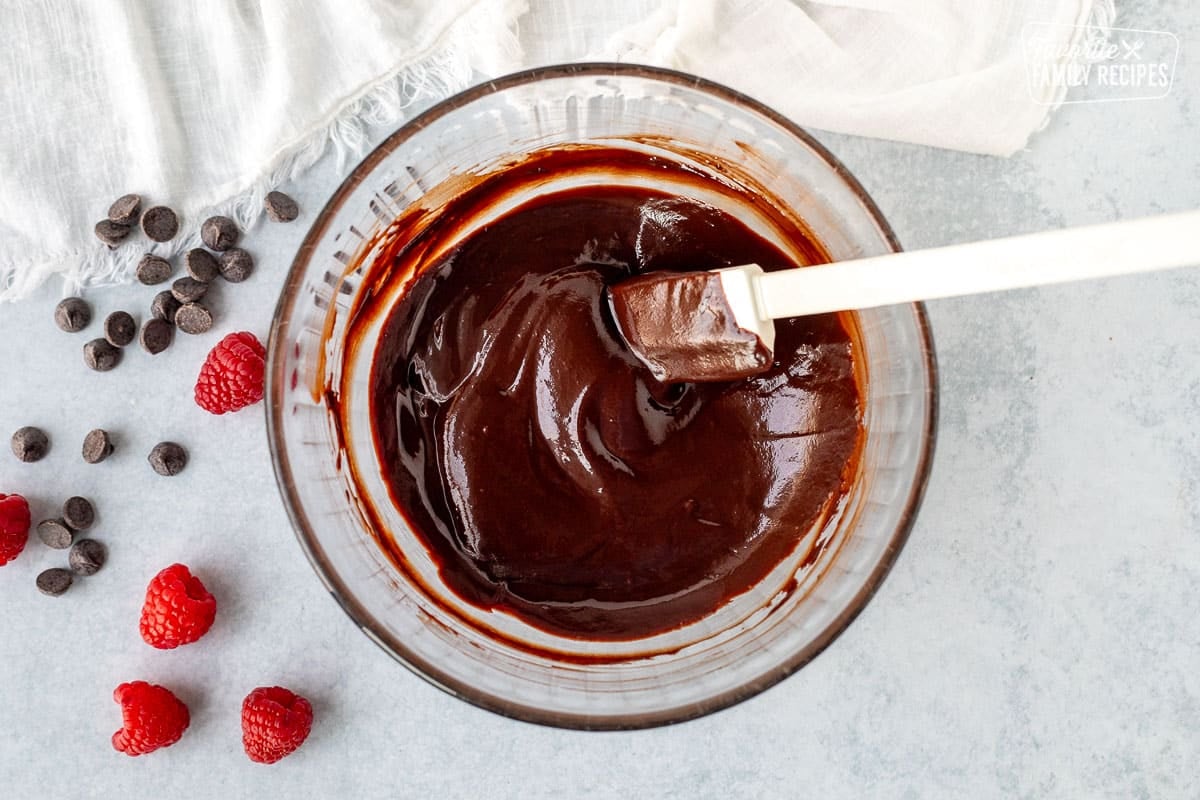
[610, 210, 1200, 383]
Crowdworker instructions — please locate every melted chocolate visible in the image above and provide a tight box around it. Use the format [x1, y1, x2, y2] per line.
[610, 269, 772, 383]
[368, 151, 863, 640]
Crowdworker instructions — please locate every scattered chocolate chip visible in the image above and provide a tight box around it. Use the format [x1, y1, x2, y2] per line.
[94, 219, 132, 247]
[151, 290, 181, 324]
[140, 318, 174, 354]
[141, 206, 179, 242]
[184, 248, 220, 282]
[69, 539, 107, 576]
[11, 426, 49, 462]
[103, 311, 137, 347]
[175, 302, 213, 335]
[37, 519, 74, 549]
[264, 191, 299, 223]
[200, 215, 239, 251]
[136, 254, 173, 285]
[83, 338, 122, 371]
[36, 568, 73, 596]
[54, 297, 92, 333]
[82, 428, 114, 463]
[108, 194, 142, 225]
[148, 441, 187, 476]
[218, 248, 254, 283]
[62, 496, 95, 531]
[171, 277, 209, 304]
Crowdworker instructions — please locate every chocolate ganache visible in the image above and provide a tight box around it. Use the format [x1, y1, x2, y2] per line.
[366, 147, 864, 640]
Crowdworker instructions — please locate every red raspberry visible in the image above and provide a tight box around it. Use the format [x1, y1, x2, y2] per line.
[111, 681, 190, 756]
[194, 331, 266, 414]
[139, 564, 217, 649]
[0, 493, 31, 566]
[242, 686, 314, 764]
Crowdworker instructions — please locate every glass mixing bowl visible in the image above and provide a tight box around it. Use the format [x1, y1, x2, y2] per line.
[266, 64, 937, 729]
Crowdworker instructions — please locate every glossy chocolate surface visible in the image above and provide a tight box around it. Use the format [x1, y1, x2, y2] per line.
[610, 269, 772, 383]
[368, 150, 863, 639]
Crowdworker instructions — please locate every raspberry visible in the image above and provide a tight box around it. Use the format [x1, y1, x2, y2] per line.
[242, 686, 314, 764]
[0, 493, 31, 566]
[194, 331, 266, 414]
[139, 564, 217, 649]
[112, 681, 190, 756]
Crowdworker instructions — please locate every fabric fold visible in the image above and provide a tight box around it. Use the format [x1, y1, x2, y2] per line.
[0, 0, 527, 301]
[0, 0, 1106, 302]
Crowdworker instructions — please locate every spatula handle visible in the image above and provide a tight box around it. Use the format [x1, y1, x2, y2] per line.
[757, 210, 1200, 319]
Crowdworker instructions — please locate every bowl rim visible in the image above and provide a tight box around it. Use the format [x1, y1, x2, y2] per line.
[265, 62, 939, 731]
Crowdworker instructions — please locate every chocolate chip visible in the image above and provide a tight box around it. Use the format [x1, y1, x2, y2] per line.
[148, 441, 187, 476]
[54, 297, 91, 333]
[185, 248, 220, 282]
[171, 277, 209, 304]
[141, 206, 179, 242]
[103, 311, 137, 347]
[94, 219, 132, 247]
[218, 248, 254, 283]
[83, 338, 121, 371]
[37, 519, 74, 549]
[11, 426, 49, 462]
[136, 254, 173, 285]
[69, 539, 107, 576]
[37, 568, 73, 596]
[62, 496, 95, 531]
[140, 318, 174, 354]
[82, 429, 114, 463]
[201, 215, 239, 251]
[108, 194, 142, 225]
[264, 191, 299, 223]
[151, 290, 181, 324]
[175, 302, 213, 335]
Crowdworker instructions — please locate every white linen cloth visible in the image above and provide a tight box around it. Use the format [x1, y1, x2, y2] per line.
[0, 0, 1111, 301]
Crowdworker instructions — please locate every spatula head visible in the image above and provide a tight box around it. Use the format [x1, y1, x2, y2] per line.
[608, 266, 774, 383]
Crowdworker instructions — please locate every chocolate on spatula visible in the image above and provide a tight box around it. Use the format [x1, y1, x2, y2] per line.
[608, 267, 773, 383]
